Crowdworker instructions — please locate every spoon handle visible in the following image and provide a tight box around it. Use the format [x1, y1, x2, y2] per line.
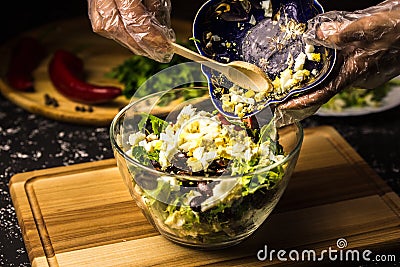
[171, 42, 226, 73]
[171, 42, 272, 93]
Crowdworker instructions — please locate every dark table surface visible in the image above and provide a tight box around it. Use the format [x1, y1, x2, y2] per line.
[1, 0, 399, 266]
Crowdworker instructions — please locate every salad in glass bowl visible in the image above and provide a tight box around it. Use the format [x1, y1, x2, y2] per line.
[110, 88, 303, 248]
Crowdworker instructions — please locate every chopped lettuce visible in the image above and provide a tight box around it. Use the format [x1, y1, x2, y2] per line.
[138, 113, 169, 135]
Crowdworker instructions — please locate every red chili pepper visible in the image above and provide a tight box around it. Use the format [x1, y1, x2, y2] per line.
[6, 36, 46, 91]
[48, 49, 122, 104]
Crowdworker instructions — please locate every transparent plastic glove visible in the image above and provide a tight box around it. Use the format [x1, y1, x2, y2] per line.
[88, 0, 176, 63]
[275, 0, 400, 126]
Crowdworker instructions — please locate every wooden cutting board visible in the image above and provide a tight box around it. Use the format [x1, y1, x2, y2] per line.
[0, 17, 194, 126]
[9, 126, 400, 267]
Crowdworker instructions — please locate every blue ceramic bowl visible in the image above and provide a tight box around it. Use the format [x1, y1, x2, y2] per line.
[193, 0, 336, 118]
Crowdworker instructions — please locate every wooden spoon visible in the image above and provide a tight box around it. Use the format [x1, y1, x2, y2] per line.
[171, 42, 273, 92]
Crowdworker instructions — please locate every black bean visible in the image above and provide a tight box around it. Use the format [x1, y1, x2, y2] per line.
[44, 94, 51, 104]
[75, 105, 92, 112]
[170, 152, 190, 172]
[192, 170, 205, 176]
[150, 160, 161, 170]
[215, 158, 230, 167]
[207, 159, 230, 176]
[198, 181, 213, 197]
[190, 195, 207, 212]
[44, 94, 58, 107]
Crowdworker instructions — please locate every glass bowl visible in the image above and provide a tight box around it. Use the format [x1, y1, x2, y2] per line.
[110, 88, 303, 249]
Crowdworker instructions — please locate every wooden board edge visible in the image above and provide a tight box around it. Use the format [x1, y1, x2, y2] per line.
[0, 80, 117, 127]
[382, 192, 400, 218]
[9, 176, 49, 266]
[8, 158, 118, 267]
[9, 158, 117, 186]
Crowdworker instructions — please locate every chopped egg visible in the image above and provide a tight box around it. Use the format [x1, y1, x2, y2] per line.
[261, 0, 272, 17]
[283, 78, 295, 91]
[311, 69, 318, 76]
[129, 132, 146, 146]
[244, 90, 255, 98]
[234, 103, 245, 118]
[279, 68, 293, 92]
[187, 158, 203, 172]
[292, 69, 311, 83]
[294, 52, 306, 72]
[249, 15, 256, 25]
[306, 53, 321, 62]
[254, 91, 267, 102]
[212, 35, 221, 42]
[305, 44, 315, 53]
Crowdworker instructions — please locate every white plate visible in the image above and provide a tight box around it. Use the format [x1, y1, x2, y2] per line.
[316, 84, 400, 117]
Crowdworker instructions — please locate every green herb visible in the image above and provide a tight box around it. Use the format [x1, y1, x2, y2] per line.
[188, 37, 201, 43]
[230, 158, 257, 176]
[138, 113, 169, 135]
[148, 149, 160, 162]
[149, 114, 168, 135]
[240, 166, 284, 197]
[131, 146, 151, 165]
[131, 145, 160, 166]
[138, 115, 148, 132]
[258, 118, 277, 144]
[106, 41, 207, 102]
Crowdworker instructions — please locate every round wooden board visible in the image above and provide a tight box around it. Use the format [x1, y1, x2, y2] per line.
[0, 17, 193, 126]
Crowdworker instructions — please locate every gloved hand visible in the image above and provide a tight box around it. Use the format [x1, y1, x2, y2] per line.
[275, 0, 400, 126]
[88, 0, 176, 63]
